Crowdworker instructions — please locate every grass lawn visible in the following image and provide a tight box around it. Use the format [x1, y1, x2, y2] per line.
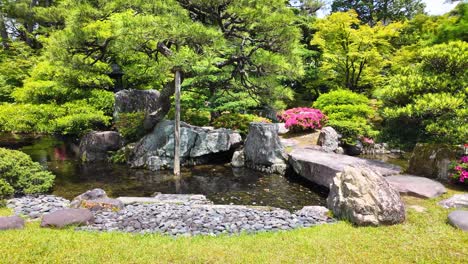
[0, 189, 467, 264]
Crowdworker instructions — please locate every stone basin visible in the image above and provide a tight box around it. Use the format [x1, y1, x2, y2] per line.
[288, 148, 402, 188]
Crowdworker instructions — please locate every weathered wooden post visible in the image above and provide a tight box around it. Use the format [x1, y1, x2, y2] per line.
[173, 70, 181, 176]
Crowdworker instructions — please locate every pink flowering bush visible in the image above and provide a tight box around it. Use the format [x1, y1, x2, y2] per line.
[278, 107, 327, 132]
[449, 156, 468, 184]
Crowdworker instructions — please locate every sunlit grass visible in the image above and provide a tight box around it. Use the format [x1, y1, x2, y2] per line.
[0, 189, 467, 264]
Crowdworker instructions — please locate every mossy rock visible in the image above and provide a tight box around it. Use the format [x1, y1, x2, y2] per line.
[407, 143, 464, 180]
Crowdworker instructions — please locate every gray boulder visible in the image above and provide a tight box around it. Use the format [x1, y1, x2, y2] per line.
[288, 148, 402, 188]
[231, 149, 245, 168]
[317, 127, 339, 153]
[70, 188, 124, 211]
[439, 194, 468, 209]
[408, 143, 463, 180]
[79, 131, 124, 162]
[344, 141, 364, 156]
[0, 216, 25, 230]
[294, 206, 331, 222]
[129, 120, 242, 171]
[327, 166, 405, 226]
[40, 209, 94, 228]
[244, 123, 288, 175]
[114, 89, 161, 119]
[448, 211, 468, 231]
[385, 175, 447, 199]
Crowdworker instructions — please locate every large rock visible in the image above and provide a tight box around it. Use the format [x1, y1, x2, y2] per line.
[317, 127, 340, 153]
[79, 131, 124, 162]
[0, 216, 25, 230]
[408, 143, 463, 180]
[114, 89, 161, 119]
[327, 166, 405, 226]
[40, 209, 94, 228]
[129, 120, 242, 171]
[439, 194, 468, 209]
[70, 188, 124, 211]
[448, 211, 468, 231]
[385, 175, 447, 199]
[288, 148, 402, 188]
[244, 123, 288, 174]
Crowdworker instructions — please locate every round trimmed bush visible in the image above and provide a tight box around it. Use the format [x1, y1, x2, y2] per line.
[0, 148, 55, 199]
[212, 113, 271, 135]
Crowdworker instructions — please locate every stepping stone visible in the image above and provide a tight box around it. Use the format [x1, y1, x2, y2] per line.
[40, 209, 94, 228]
[0, 216, 25, 230]
[288, 148, 402, 188]
[448, 211, 468, 231]
[385, 175, 446, 198]
[117, 197, 162, 205]
[439, 194, 468, 208]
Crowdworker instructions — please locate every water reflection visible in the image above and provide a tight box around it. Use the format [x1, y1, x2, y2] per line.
[0, 133, 327, 211]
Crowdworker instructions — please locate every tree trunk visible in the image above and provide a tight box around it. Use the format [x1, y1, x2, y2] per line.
[173, 70, 181, 176]
[0, 15, 9, 50]
[143, 80, 176, 130]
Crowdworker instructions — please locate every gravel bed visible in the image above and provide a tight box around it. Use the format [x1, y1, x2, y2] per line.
[7, 195, 70, 219]
[78, 203, 333, 236]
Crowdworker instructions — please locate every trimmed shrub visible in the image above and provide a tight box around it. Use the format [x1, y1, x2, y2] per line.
[0, 148, 55, 199]
[212, 113, 271, 135]
[277, 107, 327, 132]
[115, 112, 146, 142]
[314, 90, 378, 144]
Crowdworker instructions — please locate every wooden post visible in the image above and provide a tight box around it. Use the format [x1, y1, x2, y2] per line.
[173, 70, 181, 176]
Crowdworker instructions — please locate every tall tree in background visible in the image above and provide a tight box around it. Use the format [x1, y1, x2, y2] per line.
[311, 11, 401, 93]
[331, 0, 425, 25]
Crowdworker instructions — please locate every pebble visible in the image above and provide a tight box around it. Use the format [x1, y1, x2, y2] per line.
[7, 195, 70, 219]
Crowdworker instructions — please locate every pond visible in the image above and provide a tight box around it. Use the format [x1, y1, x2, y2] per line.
[0, 133, 329, 211]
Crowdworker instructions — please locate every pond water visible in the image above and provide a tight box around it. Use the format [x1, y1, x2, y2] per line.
[0, 133, 329, 211]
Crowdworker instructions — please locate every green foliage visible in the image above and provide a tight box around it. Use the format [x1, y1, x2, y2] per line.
[314, 89, 377, 143]
[0, 148, 55, 199]
[115, 112, 146, 143]
[212, 113, 271, 136]
[377, 41, 468, 147]
[0, 102, 111, 135]
[312, 11, 402, 93]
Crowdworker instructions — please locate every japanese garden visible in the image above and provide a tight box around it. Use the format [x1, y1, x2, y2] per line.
[0, 0, 467, 263]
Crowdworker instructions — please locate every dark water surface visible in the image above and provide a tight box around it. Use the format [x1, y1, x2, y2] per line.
[0, 133, 329, 211]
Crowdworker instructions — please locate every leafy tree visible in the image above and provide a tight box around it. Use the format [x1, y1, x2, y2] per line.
[331, 0, 425, 26]
[311, 11, 401, 93]
[7, 0, 303, 134]
[377, 41, 468, 148]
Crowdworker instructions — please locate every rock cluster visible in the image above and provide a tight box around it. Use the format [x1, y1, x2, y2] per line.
[244, 123, 288, 175]
[79, 203, 333, 236]
[7, 195, 70, 219]
[129, 120, 242, 171]
[70, 188, 124, 211]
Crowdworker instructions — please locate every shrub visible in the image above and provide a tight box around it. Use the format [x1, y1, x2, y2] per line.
[377, 41, 468, 147]
[167, 108, 211, 127]
[314, 90, 377, 144]
[0, 148, 55, 199]
[212, 113, 271, 135]
[115, 112, 146, 142]
[277, 107, 327, 132]
[0, 101, 111, 136]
